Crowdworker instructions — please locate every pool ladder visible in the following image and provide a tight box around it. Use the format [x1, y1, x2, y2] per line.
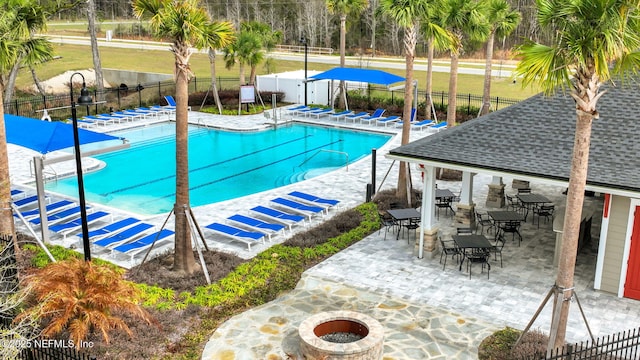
[296, 149, 349, 171]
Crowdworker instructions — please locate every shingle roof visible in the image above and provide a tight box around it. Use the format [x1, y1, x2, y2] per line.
[389, 80, 640, 195]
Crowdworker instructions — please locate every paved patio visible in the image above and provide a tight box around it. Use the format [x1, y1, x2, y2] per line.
[8, 109, 639, 359]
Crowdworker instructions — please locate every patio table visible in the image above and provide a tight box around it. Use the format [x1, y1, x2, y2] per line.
[452, 234, 493, 271]
[387, 208, 421, 240]
[517, 194, 552, 221]
[488, 210, 525, 240]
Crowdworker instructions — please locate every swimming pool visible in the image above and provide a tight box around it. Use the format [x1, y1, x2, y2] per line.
[46, 123, 391, 215]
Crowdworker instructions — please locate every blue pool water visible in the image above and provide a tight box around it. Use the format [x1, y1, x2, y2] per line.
[46, 123, 391, 215]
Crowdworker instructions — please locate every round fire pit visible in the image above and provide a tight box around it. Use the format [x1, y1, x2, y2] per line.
[299, 310, 384, 360]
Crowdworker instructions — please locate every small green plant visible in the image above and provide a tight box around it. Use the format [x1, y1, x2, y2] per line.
[478, 327, 548, 360]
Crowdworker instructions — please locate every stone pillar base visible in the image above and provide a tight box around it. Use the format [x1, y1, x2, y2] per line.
[486, 183, 506, 208]
[415, 227, 438, 259]
[455, 203, 475, 228]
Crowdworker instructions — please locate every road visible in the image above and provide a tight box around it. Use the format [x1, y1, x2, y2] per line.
[45, 35, 516, 78]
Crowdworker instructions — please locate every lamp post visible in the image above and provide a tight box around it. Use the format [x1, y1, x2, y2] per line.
[300, 33, 308, 106]
[69, 72, 94, 261]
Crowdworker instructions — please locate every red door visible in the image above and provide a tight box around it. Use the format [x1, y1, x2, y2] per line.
[624, 206, 640, 299]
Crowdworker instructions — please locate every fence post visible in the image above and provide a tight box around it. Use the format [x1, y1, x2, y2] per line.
[495, 97, 499, 112]
[158, 81, 161, 100]
[467, 93, 471, 115]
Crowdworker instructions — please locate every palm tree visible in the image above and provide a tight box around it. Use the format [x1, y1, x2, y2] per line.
[440, 0, 489, 127]
[223, 31, 262, 85]
[380, 0, 430, 201]
[326, 0, 368, 108]
[479, 0, 520, 116]
[0, 0, 52, 238]
[207, 22, 240, 114]
[241, 21, 282, 85]
[132, 0, 234, 274]
[87, 0, 105, 101]
[420, 0, 453, 120]
[2, 0, 48, 104]
[514, 0, 640, 350]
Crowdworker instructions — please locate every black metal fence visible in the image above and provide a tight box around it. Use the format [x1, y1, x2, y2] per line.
[5, 76, 521, 121]
[523, 327, 640, 359]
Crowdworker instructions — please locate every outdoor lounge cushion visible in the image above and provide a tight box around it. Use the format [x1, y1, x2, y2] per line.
[205, 222, 266, 250]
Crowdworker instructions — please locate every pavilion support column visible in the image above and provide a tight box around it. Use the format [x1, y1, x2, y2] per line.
[486, 176, 506, 208]
[455, 171, 475, 227]
[417, 164, 438, 259]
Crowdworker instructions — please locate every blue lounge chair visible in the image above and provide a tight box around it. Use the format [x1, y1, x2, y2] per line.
[359, 109, 386, 124]
[13, 195, 40, 209]
[296, 107, 321, 116]
[84, 217, 141, 240]
[11, 189, 24, 198]
[410, 119, 436, 131]
[329, 110, 352, 121]
[82, 115, 116, 126]
[112, 229, 174, 258]
[29, 206, 86, 226]
[163, 95, 183, 111]
[18, 200, 74, 220]
[287, 191, 340, 210]
[227, 214, 286, 240]
[344, 111, 369, 122]
[93, 223, 154, 249]
[249, 206, 306, 230]
[395, 108, 418, 128]
[113, 110, 145, 120]
[428, 122, 448, 132]
[375, 115, 401, 127]
[286, 105, 308, 114]
[49, 211, 110, 240]
[270, 197, 326, 218]
[205, 222, 266, 250]
[290, 106, 311, 116]
[307, 108, 334, 118]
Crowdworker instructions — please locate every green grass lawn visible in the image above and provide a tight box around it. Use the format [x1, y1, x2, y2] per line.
[17, 42, 539, 100]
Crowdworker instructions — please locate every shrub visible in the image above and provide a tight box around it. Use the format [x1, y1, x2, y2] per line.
[478, 327, 548, 360]
[283, 209, 363, 248]
[20, 258, 155, 347]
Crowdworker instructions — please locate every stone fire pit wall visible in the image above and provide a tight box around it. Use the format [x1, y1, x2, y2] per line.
[299, 310, 384, 360]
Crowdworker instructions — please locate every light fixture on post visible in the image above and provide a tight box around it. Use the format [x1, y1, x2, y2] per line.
[69, 72, 94, 261]
[300, 33, 308, 106]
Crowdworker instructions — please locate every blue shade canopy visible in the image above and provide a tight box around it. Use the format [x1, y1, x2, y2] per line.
[309, 67, 405, 85]
[4, 114, 123, 154]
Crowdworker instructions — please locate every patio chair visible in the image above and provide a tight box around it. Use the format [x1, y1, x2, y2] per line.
[394, 108, 418, 128]
[344, 111, 369, 122]
[475, 211, 495, 235]
[18, 200, 75, 221]
[410, 119, 435, 131]
[29, 205, 86, 226]
[49, 211, 111, 240]
[533, 204, 555, 228]
[83, 217, 141, 241]
[359, 108, 386, 124]
[93, 222, 154, 249]
[375, 116, 401, 127]
[205, 222, 266, 250]
[439, 237, 461, 271]
[489, 232, 505, 268]
[403, 218, 420, 244]
[163, 95, 187, 111]
[466, 248, 491, 279]
[270, 197, 326, 218]
[427, 122, 447, 132]
[498, 220, 522, 246]
[307, 108, 334, 118]
[13, 195, 41, 209]
[505, 195, 525, 214]
[111, 229, 174, 259]
[456, 227, 473, 235]
[435, 198, 454, 219]
[517, 187, 532, 194]
[328, 110, 353, 121]
[286, 191, 340, 210]
[378, 211, 398, 241]
[227, 214, 286, 241]
[249, 206, 306, 230]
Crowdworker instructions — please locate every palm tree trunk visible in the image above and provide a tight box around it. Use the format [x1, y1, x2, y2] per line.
[208, 49, 223, 114]
[447, 51, 459, 127]
[551, 109, 592, 349]
[30, 66, 46, 96]
[425, 38, 434, 120]
[480, 31, 496, 116]
[172, 48, 196, 274]
[0, 88, 16, 240]
[396, 24, 417, 201]
[87, 0, 105, 102]
[4, 60, 22, 105]
[338, 14, 347, 109]
[239, 63, 246, 85]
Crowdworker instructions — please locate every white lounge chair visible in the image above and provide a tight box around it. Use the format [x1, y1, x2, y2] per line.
[359, 109, 386, 124]
[205, 222, 266, 250]
[49, 211, 111, 240]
